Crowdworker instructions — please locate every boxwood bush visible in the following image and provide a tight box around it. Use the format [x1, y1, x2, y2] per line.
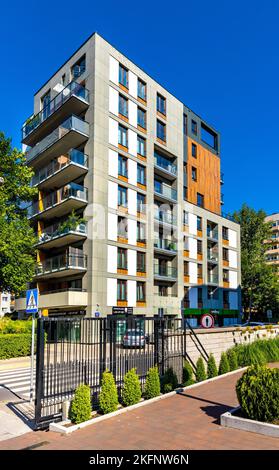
[99, 370, 119, 414]
[69, 384, 92, 424]
[122, 368, 142, 406]
[236, 365, 279, 423]
[0, 334, 33, 359]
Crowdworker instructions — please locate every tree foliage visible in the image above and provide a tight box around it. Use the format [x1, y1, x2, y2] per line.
[0, 132, 37, 294]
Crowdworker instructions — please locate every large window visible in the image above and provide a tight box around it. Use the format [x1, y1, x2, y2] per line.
[137, 221, 146, 242]
[137, 135, 146, 156]
[137, 281, 145, 301]
[223, 247, 229, 261]
[71, 55, 86, 80]
[197, 192, 204, 208]
[183, 210, 189, 225]
[41, 90, 51, 119]
[197, 216, 202, 231]
[222, 226, 229, 240]
[192, 166, 197, 181]
[119, 94, 128, 117]
[137, 164, 146, 185]
[117, 248, 127, 269]
[118, 216, 128, 239]
[138, 108, 146, 129]
[119, 64, 128, 88]
[157, 120, 166, 141]
[157, 93, 166, 115]
[137, 252, 145, 272]
[201, 123, 218, 150]
[118, 125, 128, 147]
[197, 240, 202, 254]
[118, 155, 128, 177]
[191, 120, 197, 135]
[118, 186, 128, 207]
[117, 280, 127, 300]
[192, 143, 197, 158]
[138, 79, 146, 100]
[137, 193, 145, 213]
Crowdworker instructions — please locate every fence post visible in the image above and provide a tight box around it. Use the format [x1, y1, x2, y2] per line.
[35, 318, 45, 426]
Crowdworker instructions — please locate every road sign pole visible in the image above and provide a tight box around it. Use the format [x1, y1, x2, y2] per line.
[30, 312, 36, 403]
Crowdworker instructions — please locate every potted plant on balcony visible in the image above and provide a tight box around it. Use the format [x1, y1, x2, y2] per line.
[58, 210, 86, 235]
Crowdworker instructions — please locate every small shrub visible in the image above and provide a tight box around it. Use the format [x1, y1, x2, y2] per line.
[122, 368, 142, 406]
[195, 357, 206, 382]
[236, 365, 279, 423]
[218, 352, 230, 375]
[207, 354, 218, 378]
[161, 367, 178, 392]
[163, 383, 173, 393]
[182, 361, 194, 386]
[99, 370, 119, 414]
[227, 349, 238, 371]
[0, 334, 33, 359]
[69, 384, 91, 424]
[144, 366, 160, 399]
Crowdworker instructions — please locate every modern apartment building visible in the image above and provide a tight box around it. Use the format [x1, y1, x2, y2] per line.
[16, 33, 241, 326]
[0, 292, 14, 317]
[265, 213, 279, 275]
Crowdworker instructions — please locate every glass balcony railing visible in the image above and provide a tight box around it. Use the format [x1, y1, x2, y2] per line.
[26, 116, 89, 163]
[154, 265, 177, 278]
[154, 211, 177, 225]
[27, 182, 88, 218]
[31, 149, 88, 186]
[154, 154, 177, 175]
[154, 181, 177, 201]
[207, 251, 219, 262]
[35, 253, 87, 276]
[154, 239, 177, 252]
[22, 81, 89, 140]
[208, 274, 219, 284]
[37, 222, 87, 245]
[207, 228, 219, 240]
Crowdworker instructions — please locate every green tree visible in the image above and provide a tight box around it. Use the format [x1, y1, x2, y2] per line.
[69, 384, 92, 424]
[99, 370, 119, 414]
[122, 368, 142, 406]
[144, 366, 160, 399]
[233, 204, 279, 319]
[218, 352, 230, 375]
[195, 357, 207, 382]
[0, 132, 37, 294]
[207, 354, 218, 378]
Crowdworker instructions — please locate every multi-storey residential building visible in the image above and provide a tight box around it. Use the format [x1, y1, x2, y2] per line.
[265, 213, 279, 275]
[0, 292, 14, 317]
[16, 33, 241, 327]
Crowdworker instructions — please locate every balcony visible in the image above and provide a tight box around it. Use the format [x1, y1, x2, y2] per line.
[154, 239, 177, 255]
[207, 251, 219, 263]
[25, 116, 89, 168]
[27, 182, 88, 221]
[34, 253, 87, 280]
[154, 153, 177, 180]
[15, 288, 88, 311]
[36, 223, 87, 250]
[154, 265, 177, 281]
[207, 227, 219, 240]
[31, 149, 88, 190]
[208, 274, 219, 285]
[154, 181, 177, 202]
[154, 211, 177, 227]
[22, 81, 90, 146]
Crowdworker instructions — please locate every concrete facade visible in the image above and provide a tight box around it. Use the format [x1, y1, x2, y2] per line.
[16, 33, 241, 325]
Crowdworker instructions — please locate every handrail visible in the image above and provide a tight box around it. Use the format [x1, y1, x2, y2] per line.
[184, 319, 209, 361]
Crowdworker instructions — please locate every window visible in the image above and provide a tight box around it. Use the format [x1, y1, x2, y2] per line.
[137, 282, 145, 301]
[137, 135, 146, 156]
[198, 287, 203, 302]
[197, 216, 202, 231]
[222, 226, 229, 240]
[137, 108, 146, 129]
[223, 247, 229, 261]
[159, 285, 168, 297]
[137, 193, 145, 213]
[119, 64, 128, 88]
[208, 286, 219, 300]
[192, 166, 197, 181]
[198, 265, 203, 279]
[118, 216, 128, 238]
[118, 125, 128, 147]
[184, 261, 189, 276]
[118, 248, 127, 269]
[183, 114, 187, 135]
[118, 186, 128, 207]
[41, 90, 51, 118]
[157, 93, 166, 115]
[137, 164, 146, 185]
[157, 120, 166, 141]
[137, 252, 145, 272]
[137, 221, 146, 242]
[192, 143, 197, 158]
[197, 240, 202, 254]
[191, 120, 197, 135]
[119, 94, 128, 117]
[223, 270, 229, 282]
[183, 210, 189, 225]
[117, 280, 127, 300]
[138, 79, 146, 100]
[197, 192, 204, 208]
[61, 74, 66, 86]
[71, 55, 86, 79]
[118, 155, 128, 177]
[201, 123, 218, 150]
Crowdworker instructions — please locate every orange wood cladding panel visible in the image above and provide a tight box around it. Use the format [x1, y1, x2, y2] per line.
[187, 138, 221, 214]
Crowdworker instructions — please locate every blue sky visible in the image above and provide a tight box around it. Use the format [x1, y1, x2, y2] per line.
[0, 0, 278, 215]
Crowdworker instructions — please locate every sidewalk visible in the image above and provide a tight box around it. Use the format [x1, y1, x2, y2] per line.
[0, 356, 32, 372]
[0, 365, 278, 450]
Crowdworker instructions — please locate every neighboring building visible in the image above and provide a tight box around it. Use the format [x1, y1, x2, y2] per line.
[16, 33, 241, 326]
[0, 292, 14, 317]
[265, 213, 279, 275]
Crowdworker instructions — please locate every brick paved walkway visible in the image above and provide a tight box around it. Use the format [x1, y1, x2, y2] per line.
[1, 368, 279, 450]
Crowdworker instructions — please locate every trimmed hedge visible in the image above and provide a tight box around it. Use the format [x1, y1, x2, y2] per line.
[218, 352, 230, 375]
[196, 357, 207, 382]
[122, 368, 142, 406]
[0, 319, 33, 335]
[183, 360, 195, 386]
[99, 370, 119, 414]
[69, 384, 92, 424]
[207, 354, 218, 378]
[144, 366, 160, 399]
[228, 337, 279, 367]
[0, 334, 33, 359]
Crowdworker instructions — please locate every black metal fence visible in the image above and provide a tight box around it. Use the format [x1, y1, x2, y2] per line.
[35, 316, 191, 429]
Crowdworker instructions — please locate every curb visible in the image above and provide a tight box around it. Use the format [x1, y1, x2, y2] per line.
[221, 406, 279, 438]
[50, 366, 247, 434]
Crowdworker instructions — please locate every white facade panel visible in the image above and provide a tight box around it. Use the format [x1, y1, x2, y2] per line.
[128, 129, 137, 156]
[188, 213, 197, 235]
[128, 100, 137, 128]
[189, 262, 198, 283]
[107, 245, 117, 273]
[189, 237, 197, 259]
[109, 118, 118, 147]
[228, 229, 237, 248]
[128, 159, 137, 186]
[107, 278, 117, 306]
[109, 86, 118, 115]
[109, 56, 119, 85]
[128, 71, 137, 98]
[229, 291, 238, 310]
[107, 213, 118, 241]
[128, 249, 137, 276]
[229, 249, 238, 268]
[128, 188, 137, 216]
[189, 287, 198, 308]
[127, 280, 137, 307]
[108, 149, 118, 178]
[128, 218, 137, 246]
[229, 270, 238, 289]
[108, 181, 118, 209]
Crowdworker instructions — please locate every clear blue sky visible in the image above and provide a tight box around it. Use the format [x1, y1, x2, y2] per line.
[0, 0, 278, 215]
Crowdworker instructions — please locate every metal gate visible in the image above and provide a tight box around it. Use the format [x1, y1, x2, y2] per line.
[35, 316, 188, 429]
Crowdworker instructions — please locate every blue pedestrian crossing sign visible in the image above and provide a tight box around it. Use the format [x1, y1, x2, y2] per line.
[26, 289, 38, 314]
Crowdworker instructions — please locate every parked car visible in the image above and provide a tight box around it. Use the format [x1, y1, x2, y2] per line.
[122, 329, 146, 348]
[240, 321, 265, 327]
